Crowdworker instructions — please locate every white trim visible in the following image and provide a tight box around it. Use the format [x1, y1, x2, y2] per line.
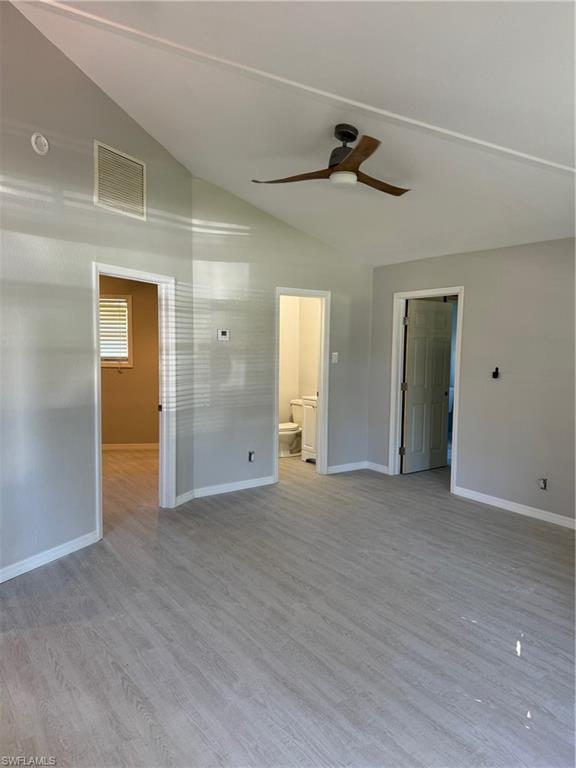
[92, 265, 104, 540]
[103, 443, 159, 451]
[453, 486, 575, 530]
[388, 286, 464, 494]
[93, 140, 147, 221]
[94, 263, 177, 528]
[274, 288, 331, 482]
[157, 279, 177, 509]
[327, 462, 369, 474]
[44, 1, 574, 175]
[177, 476, 275, 505]
[175, 489, 196, 506]
[366, 462, 391, 475]
[95, 263, 173, 285]
[327, 462, 390, 475]
[0, 531, 100, 584]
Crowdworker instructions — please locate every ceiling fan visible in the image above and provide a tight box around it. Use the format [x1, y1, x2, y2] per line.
[253, 124, 409, 196]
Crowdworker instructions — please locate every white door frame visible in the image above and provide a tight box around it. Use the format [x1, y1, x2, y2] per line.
[93, 262, 177, 537]
[388, 286, 464, 492]
[274, 287, 331, 481]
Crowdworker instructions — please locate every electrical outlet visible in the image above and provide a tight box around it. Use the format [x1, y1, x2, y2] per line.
[538, 478, 548, 491]
[248, 451, 255, 463]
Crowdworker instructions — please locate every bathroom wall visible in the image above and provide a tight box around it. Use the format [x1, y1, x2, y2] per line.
[278, 296, 323, 423]
[100, 276, 159, 445]
[299, 297, 322, 398]
[278, 296, 300, 422]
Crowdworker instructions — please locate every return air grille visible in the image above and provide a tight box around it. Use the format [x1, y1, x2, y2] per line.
[94, 142, 146, 220]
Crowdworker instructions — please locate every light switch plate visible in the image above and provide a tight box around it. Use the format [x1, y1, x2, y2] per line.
[331, 352, 339, 364]
[217, 329, 230, 341]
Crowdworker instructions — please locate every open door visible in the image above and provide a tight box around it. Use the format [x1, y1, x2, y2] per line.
[402, 299, 452, 473]
[275, 288, 330, 479]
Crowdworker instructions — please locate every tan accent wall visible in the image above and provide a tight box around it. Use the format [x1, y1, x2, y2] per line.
[100, 276, 159, 444]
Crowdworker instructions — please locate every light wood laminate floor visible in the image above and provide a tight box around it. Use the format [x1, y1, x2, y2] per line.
[1, 451, 573, 768]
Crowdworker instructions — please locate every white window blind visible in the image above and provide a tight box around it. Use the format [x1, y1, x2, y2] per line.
[99, 295, 133, 366]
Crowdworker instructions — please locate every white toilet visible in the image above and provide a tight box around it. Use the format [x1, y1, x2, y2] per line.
[278, 399, 303, 457]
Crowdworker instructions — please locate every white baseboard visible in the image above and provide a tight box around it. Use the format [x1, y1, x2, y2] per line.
[327, 462, 369, 474]
[103, 443, 158, 451]
[327, 462, 391, 475]
[0, 530, 101, 584]
[175, 488, 196, 505]
[176, 475, 276, 505]
[453, 486, 575, 530]
[366, 462, 391, 475]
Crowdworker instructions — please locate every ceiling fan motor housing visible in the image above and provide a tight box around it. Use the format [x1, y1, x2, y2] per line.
[329, 123, 359, 166]
[334, 123, 359, 144]
[329, 145, 353, 167]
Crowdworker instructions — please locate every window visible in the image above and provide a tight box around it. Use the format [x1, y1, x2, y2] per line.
[99, 295, 133, 367]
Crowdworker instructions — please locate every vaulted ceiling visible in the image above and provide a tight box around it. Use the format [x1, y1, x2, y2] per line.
[17, 1, 575, 265]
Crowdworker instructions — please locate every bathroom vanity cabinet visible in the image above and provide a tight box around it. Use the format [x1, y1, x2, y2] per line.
[301, 395, 318, 462]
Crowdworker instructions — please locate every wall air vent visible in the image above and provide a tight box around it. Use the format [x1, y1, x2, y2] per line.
[94, 141, 146, 220]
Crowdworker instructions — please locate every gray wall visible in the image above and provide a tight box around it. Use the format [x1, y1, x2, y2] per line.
[0, 5, 373, 572]
[190, 178, 372, 490]
[369, 238, 575, 519]
[0, 3, 193, 569]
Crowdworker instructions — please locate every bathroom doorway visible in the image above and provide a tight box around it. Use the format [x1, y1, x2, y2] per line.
[274, 288, 331, 481]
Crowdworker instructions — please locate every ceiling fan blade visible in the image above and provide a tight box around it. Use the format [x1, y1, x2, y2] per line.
[357, 171, 410, 197]
[252, 169, 331, 184]
[336, 135, 381, 171]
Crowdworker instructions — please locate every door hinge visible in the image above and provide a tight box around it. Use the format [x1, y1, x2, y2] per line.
[399, 446, 406, 456]
[402, 316, 409, 326]
[158, 404, 163, 412]
[401, 382, 408, 391]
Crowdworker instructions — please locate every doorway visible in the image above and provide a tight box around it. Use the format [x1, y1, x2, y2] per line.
[274, 288, 330, 481]
[388, 286, 464, 491]
[93, 263, 176, 537]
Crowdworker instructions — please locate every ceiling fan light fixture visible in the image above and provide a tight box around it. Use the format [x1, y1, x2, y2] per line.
[329, 171, 357, 188]
[252, 129, 409, 196]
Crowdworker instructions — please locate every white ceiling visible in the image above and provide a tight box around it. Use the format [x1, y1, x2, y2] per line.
[17, 1, 576, 265]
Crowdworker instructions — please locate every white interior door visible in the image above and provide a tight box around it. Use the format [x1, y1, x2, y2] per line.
[402, 299, 452, 473]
